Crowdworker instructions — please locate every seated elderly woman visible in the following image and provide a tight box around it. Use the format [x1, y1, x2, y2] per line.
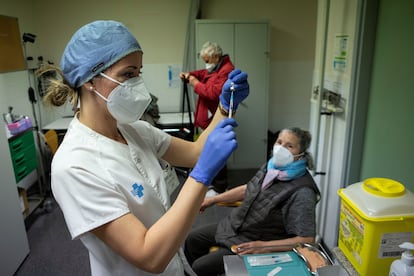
[184, 127, 320, 276]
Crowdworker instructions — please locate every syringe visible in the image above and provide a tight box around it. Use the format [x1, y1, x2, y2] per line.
[229, 82, 235, 118]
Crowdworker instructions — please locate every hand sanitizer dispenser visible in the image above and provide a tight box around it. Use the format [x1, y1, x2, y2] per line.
[389, 242, 414, 276]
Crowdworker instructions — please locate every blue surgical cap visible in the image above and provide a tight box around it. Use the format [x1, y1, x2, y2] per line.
[61, 20, 142, 88]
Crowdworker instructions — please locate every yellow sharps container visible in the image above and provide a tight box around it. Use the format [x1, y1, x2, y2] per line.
[337, 178, 414, 276]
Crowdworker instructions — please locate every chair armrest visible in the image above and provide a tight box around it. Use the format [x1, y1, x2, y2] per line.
[216, 201, 242, 207]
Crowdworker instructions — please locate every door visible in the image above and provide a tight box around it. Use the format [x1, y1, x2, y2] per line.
[233, 23, 270, 168]
[0, 121, 30, 275]
[195, 22, 234, 69]
[310, 0, 378, 248]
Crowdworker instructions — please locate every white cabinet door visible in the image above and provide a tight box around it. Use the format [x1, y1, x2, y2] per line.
[195, 20, 270, 169]
[0, 122, 30, 275]
[195, 22, 234, 68]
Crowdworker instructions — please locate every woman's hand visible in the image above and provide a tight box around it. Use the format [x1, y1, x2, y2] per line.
[199, 197, 215, 213]
[233, 241, 270, 255]
[219, 69, 249, 112]
[179, 72, 189, 79]
[189, 118, 238, 186]
[233, 236, 313, 255]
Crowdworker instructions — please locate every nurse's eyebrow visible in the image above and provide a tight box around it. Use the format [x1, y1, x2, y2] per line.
[126, 65, 139, 70]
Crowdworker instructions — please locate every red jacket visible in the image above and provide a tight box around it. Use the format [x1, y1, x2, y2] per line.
[190, 55, 234, 129]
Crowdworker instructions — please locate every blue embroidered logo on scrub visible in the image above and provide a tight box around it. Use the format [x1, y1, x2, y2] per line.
[131, 183, 144, 197]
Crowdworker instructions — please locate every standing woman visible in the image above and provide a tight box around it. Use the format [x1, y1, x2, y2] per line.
[180, 41, 235, 196]
[180, 41, 234, 130]
[37, 20, 249, 276]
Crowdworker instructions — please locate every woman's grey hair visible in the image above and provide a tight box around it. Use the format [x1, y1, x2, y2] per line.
[200, 41, 223, 58]
[281, 127, 315, 170]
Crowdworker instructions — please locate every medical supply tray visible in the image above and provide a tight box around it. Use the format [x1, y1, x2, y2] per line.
[243, 251, 311, 276]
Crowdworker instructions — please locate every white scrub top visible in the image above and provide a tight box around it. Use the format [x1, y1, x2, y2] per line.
[51, 116, 192, 276]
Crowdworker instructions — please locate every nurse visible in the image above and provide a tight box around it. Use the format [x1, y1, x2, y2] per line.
[36, 20, 249, 276]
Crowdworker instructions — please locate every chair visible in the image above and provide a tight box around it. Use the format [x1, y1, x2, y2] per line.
[209, 200, 318, 253]
[216, 201, 242, 207]
[41, 129, 59, 212]
[44, 129, 59, 155]
[209, 200, 242, 253]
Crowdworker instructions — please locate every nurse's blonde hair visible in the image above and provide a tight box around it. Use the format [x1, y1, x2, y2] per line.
[36, 64, 79, 108]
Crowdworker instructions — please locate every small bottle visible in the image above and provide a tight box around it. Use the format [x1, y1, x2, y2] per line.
[389, 242, 414, 276]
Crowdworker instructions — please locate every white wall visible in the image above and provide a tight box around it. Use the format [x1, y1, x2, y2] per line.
[33, 0, 191, 119]
[361, 0, 414, 191]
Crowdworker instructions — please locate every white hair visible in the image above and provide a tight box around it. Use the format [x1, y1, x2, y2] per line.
[200, 41, 223, 58]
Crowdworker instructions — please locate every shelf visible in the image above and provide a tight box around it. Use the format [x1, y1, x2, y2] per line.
[23, 196, 44, 220]
[16, 170, 38, 190]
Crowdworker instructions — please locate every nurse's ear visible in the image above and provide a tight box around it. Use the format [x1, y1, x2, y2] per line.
[82, 80, 94, 92]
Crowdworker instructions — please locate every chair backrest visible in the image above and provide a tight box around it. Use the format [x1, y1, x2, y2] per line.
[44, 129, 58, 155]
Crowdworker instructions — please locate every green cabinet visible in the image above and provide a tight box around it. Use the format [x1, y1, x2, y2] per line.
[8, 130, 38, 183]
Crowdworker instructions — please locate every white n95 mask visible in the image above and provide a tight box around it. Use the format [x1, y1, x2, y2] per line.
[94, 73, 152, 124]
[205, 63, 215, 72]
[272, 144, 304, 167]
[272, 145, 294, 167]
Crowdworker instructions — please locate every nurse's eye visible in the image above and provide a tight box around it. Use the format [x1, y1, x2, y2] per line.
[124, 71, 137, 79]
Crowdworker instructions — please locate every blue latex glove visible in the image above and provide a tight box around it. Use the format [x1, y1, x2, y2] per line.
[219, 69, 249, 111]
[190, 118, 238, 186]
